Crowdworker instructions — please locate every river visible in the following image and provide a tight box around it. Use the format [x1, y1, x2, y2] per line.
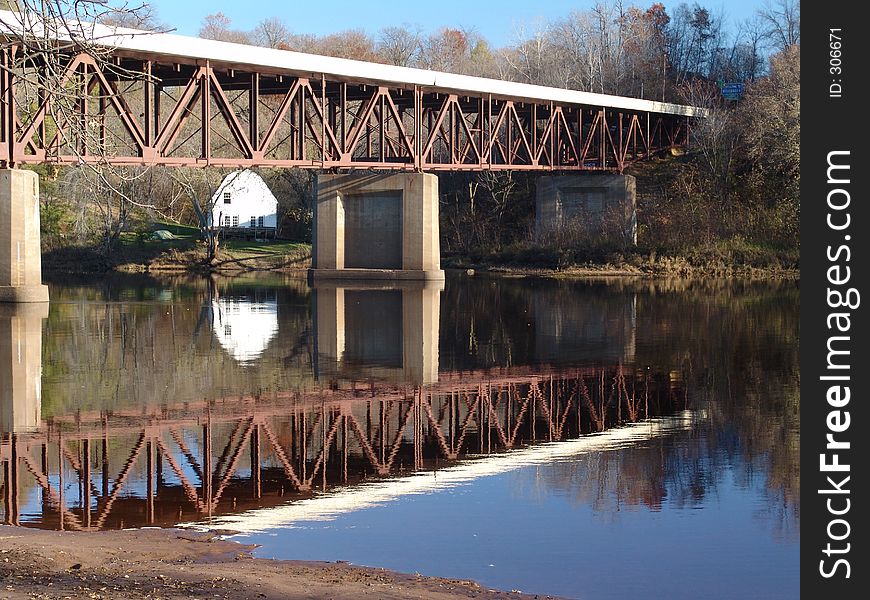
[0, 273, 799, 599]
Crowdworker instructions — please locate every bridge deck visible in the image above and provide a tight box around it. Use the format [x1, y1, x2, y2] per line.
[0, 10, 704, 171]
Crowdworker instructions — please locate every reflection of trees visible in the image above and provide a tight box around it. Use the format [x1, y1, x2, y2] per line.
[41, 274, 313, 416]
[478, 278, 799, 541]
[441, 276, 639, 369]
[35, 274, 799, 540]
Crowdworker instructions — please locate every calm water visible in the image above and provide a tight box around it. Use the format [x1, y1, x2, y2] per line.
[0, 273, 799, 599]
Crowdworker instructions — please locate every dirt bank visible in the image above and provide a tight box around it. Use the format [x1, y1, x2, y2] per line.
[460, 263, 800, 280]
[0, 526, 556, 600]
[41, 241, 312, 276]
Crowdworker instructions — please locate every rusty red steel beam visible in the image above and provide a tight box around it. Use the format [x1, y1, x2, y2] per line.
[0, 45, 693, 172]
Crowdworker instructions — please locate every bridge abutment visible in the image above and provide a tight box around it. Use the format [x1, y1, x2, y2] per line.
[535, 174, 637, 246]
[0, 170, 49, 303]
[310, 172, 444, 281]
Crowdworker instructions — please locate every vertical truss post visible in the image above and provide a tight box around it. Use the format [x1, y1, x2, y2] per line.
[1, 47, 9, 163]
[414, 85, 421, 171]
[340, 82, 347, 156]
[320, 74, 326, 166]
[146, 437, 154, 524]
[82, 438, 91, 529]
[202, 421, 212, 516]
[201, 63, 211, 162]
[250, 72, 259, 155]
[9, 436, 18, 525]
[143, 61, 153, 149]
[251, 422, 261, 499]
[79, 63, 89, 157]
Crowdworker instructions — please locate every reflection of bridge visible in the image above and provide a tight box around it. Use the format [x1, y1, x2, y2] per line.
[2, 364, 684, 531]
[2, 276, 656, 530]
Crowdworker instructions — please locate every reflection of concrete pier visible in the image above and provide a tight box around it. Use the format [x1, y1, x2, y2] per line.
[0, 303, 48, 434]
[1, 302, 48, 526]
[534, 288, 636, 364]
[313, 280, 443, 385]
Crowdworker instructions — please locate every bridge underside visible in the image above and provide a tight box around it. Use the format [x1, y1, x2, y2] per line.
[1, 48, 688, 172]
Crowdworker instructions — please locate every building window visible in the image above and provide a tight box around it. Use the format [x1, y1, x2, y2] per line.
[232, 215, 239, 227]
[250, 216, 256, 227]
[258, 216, 265, 227]
[223, 191, 231, 204]
[224, 215, 231, 227]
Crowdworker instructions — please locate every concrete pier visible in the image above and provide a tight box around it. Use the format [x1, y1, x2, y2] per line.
[313, 280, 442, 386]
[535, 174, 637, 245]
[311, 172, 444, 281]
[0, 303, 48, 434]
[0, 170, 49, 303]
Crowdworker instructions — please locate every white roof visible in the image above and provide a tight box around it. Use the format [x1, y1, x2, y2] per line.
[0, 10, 706, 118]
[211, 170, 278, 205]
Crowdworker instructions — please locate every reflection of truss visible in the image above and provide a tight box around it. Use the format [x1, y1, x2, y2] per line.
[2, 366, 684, 531]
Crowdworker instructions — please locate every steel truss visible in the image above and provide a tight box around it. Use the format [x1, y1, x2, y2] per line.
[1, 46, 689, 171]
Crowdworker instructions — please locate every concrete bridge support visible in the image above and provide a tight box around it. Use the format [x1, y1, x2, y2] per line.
[312, 280, 442, 386]
[310, 172, 444, 281]
[535, 174, 637, 246]
[0, 303, 49, 435]
[0, 170, 49, 303]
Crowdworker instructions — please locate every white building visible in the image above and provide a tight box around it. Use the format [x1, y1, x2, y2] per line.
[209, 170, 278, 233]
[212, 294, 279, 364]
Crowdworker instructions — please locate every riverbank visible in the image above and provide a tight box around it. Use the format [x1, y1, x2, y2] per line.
[41, 244, 798, 280]
[41, 240, 312, 275]
[444, 255, 799, 280]
[0, 526, 552, 599]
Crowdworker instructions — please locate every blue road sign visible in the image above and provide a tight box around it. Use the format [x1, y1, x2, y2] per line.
[721, 82, 744, 101]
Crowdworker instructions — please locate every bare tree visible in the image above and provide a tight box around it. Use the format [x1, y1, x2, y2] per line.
[376, 25, 421, 66]
[757, 0, 799, 51]
[99, 3, 164, 31]
[169, 168, 242, 265]
[199, 12, 250, 44]
[252, 16, 291, 49]
[314, 29, 377, 62]
[503, 19, 554, 85]
[419, 27, 473, 72]
[741, 45, 800, 212]
[0, 1, 169, 251]
[675, 78, 742, 224]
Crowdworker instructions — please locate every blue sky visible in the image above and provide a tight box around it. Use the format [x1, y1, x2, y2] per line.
[145, 0, 766, 46]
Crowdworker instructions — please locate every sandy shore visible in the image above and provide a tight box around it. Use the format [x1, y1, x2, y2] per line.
[0, 526, 558, 600]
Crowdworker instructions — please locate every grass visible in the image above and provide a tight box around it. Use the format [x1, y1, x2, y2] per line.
[223, 240, 308, 256]
[118, 224, 307, 258]
[45, 222, 313, 274]
[152, 221, 200, 237]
